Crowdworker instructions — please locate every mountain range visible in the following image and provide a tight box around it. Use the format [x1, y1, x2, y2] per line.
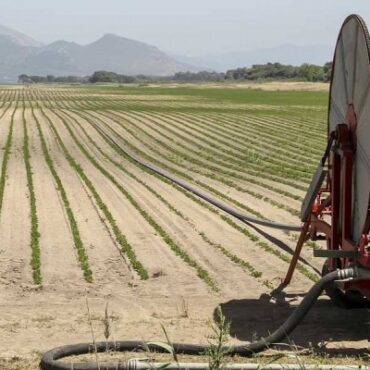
[0, 24, 195, 82]
[0, 23, 333, 82]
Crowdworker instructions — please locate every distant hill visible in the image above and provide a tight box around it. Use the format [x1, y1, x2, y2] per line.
[0, 24, 43, 48]
[0, 23, 333, 82]
[0, 25, 197, 82]
[175, 44, 333, 72]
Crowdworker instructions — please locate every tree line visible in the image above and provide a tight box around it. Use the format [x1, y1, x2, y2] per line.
[18, 62, 333, 84]
[175, 62, 332, 82]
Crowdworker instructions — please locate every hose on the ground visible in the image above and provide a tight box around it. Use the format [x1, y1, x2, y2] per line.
[89, 120, 301, 231]
[101, 362, 369, 370]
[40, 267, 369, 370]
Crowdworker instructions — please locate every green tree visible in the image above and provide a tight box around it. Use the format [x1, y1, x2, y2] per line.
[18, 74, 31, 84]
[323, 61, 332, 82]
[298, 63, 325, 81]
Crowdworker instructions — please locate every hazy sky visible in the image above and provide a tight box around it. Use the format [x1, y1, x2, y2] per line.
[2, 1, 370, 56]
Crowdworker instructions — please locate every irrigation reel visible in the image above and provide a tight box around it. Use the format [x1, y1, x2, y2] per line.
[40, 14, 370, 370]
[284, 14, 370, 309]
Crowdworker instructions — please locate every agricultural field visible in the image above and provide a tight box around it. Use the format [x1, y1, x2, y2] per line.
[0, 84, 368, 367]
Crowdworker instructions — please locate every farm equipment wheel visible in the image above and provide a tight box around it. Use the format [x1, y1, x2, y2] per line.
[328, 14, 370, 244]
[322, 264, 370, 309]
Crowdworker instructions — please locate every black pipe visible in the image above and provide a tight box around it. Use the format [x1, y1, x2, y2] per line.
[89, 120, 301, 231]
[40, 267, 365, 370]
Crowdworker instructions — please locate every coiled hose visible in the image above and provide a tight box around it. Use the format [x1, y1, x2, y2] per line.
[40, 267, 369, 370]
[89, 120, 301, 231]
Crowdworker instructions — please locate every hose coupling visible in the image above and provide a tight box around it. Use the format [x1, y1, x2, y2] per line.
[336, 266, 370, 281]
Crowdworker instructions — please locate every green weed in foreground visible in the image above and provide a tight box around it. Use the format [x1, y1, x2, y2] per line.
[206, 306, 231, 370]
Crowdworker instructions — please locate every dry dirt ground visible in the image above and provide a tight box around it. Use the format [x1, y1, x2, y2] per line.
[145, 81, 330, 91]
[238, 81, 329, 91]
[0, 85, 368, 369]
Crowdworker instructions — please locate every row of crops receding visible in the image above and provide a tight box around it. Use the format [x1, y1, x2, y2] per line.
[0, 86, 327, 293]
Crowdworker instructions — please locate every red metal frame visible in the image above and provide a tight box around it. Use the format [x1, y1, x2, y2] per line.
[284, 104, 370, 298]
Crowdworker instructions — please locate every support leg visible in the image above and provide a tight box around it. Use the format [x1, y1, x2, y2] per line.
[283, 221, 310, 285]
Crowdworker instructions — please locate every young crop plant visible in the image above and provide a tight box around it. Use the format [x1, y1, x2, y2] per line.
[198, 231, 266, 282]
[89, 109, 300, 220]
[136, 110, 312, 180]
[83, 93, 312, 185]
[60, 107, 268, 286]
[70, 105, 318, 283]
[30, 105, 93, 283]
[47, 107, 218, 291]
[95, 110, 304, 210]
[91, 103, 306, 187]
[0, 104, 17, 218]
[35, 87, 320, 285]
[219, 215, 319, 282]
[176, 111, 319, 166]
[0, 98, 12, 122]
[126, 110, 308, 196]
[79, 108, 271, 218]
[58, 107, 188, 221]
[183, 111, 322, 165]
[35, 105, 149, 280]
[22, 104, 42, 284]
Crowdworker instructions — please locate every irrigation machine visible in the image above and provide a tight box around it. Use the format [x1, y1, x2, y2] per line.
[284, 14, 370, 308]
[41, 14, 370, 370]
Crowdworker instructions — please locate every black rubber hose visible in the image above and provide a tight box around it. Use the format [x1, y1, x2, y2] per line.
[40, 268, 359, 370]
[89, 120, 301, 231]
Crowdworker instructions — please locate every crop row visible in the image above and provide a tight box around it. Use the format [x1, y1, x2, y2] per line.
[28, 89, 320, 284]
[47, 91, 316, 195]
[40, 90, 305, 281]
[73, 91, 325, 157]
[90, 109, 300, 216]
[121, 109, 310, 185]
[48, 106, 218, 291]
[22, 104, 42, 284]
[169, 111, 322, 165]
[123, 109, 314, 179]
[79, 95, 312, 191]
[0, 103, 17, 217]
[35, 90, 306, 214]
[119, 110, 308, 196]
[53, 90, 275, 286]
[29, 93, 220, 289]
[75, 109, 279, 219]
[47, 93, 277, 219]
[78, 95, 314, 181]
[30, 104, 93, 282]
[54, 101, 319, 283]
[28, 97, 149, 280]
[58, 106, 268, 286]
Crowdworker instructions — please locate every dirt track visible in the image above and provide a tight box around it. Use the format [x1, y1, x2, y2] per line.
[0, 86, 368, 365]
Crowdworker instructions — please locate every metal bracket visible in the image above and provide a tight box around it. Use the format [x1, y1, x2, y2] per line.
[313, 249, 357, 258]
[300, 163, 327, 222]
